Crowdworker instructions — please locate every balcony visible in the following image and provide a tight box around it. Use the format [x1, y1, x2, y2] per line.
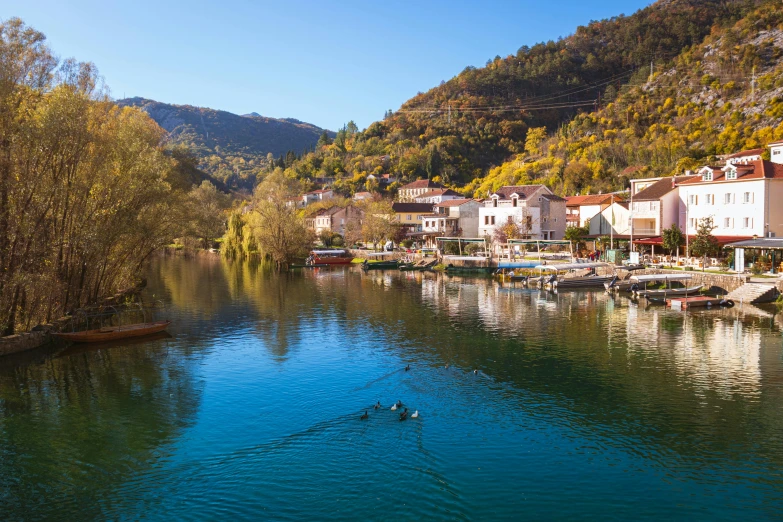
[632, 228, 657, 236]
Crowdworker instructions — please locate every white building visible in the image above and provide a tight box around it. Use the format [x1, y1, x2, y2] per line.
[589, 202, 632, 236]
[629, 175, 698, 237]
[433, 199, 481, 237]
[414, 188, 463, 205]
[565, 194, 618, 228]
[397, 179, 444, 201]
[678, 141, 783, 238]
[478, 185, 565, 240]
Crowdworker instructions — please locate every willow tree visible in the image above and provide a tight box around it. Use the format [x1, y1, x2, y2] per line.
[248, 168, 312, 269]
[0, 19, 183, 334]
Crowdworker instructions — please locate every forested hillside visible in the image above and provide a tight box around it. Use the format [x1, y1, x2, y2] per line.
[278, 0, 783, 197]
[118, 97, 332, 190]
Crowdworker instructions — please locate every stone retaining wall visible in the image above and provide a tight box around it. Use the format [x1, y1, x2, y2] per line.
[636, 268, 750, 294]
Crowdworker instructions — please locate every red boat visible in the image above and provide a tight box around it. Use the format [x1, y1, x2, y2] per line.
[306, 249, 354, 265]
[53, 320, 171, 343]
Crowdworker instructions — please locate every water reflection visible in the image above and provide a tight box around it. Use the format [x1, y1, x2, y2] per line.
[2, 256, 783, 519]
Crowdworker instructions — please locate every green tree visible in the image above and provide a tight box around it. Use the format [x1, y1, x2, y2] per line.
[188, 181, 231, 249]
[361, 200, 394, 250]
[524, 127, 547, 156]
[689, 217, 719, 267]
[662, 223, 685, 255]
[564, 224, 590, 251]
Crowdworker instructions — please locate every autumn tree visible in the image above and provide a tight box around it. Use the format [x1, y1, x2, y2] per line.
[361, 200, 394, 250]
[188, 180, 231, 249]
[248, 168, 312, 269]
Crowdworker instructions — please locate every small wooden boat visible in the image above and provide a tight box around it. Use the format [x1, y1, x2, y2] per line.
[54, 320, 171, 343]
[306, 249, 354, 266]
[635, 285, 704, 298]
[665, 296, 734, 310]
[361, 260, 400, 270]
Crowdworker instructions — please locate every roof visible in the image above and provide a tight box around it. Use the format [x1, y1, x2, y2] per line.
[416, 188, 461, 199]
[391, 202, 433, 213]
[768, 139, 783, 146]
[435, 198, 476, 207]
[307, 189, 332, 194]
[354, 191, 372, 197]
[678, 160, 783, 185]
[491, 185, 546, 199]
[312, 206, 342, 216]
[633, 175, 699, 200]
[725, 148, 764, 159]
[565, 194, 621, 206]
[725, 238, 783, 249]
[399, 179, 444, 190]
[540, 193, 566, 202]
[633, 235, 752, 246]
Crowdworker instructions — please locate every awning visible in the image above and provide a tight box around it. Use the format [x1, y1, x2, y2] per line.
[632, 236, 752, 246]
[534, 262, 611, 271]
[725, 238, 783, 249]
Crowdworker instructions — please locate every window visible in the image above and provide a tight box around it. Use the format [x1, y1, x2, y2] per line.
[490, 216, 496, 225]
[407, 214, 411, 221]
[512, 197, 517, 207]
[493, 198, 498, 208]
[743, 192, 753, 204]
[743, 217, 751, 229]
[688, 194, 698, 205]
[724, 193, 733, 204]
[507, 216, 513, 224]
[689, 218, 696, 229]
[706, 194, 714, 205]
[724, 217, 732, 229]
[726, 169, 737, 180]
[773, 149, 781, 156]
[703, 171, 713, 181]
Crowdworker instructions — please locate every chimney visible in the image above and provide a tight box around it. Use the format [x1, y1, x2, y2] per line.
[671, 177, 676, 188]
[685, 170, 693, 176]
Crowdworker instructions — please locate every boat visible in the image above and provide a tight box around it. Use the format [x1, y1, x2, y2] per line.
[664, 296, 735, 310]
[444, 265, 495, 274]
[306, 249, 354, 266]
[534, 262, 615, 289]
[361, 259, 400, 270]
[636, 285, 704, 298]
[53, 320, 171, 343]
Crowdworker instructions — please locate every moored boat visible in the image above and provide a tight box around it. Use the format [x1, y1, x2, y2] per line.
[306, 249, 354, 265]
[361, 259, 400, 270]
[53, 320, 171, 343]
[534, 262, 615, 289]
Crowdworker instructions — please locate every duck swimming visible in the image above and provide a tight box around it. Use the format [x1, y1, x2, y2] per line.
[473, 369, 478, 375]
[374, 401, 381, 410]
[411, 410, 419, 418]
[360, 411, 368, 420]
[405, 364, 410, 371]
[396, 400, 403, 408]
[391, 403, 398, 411]
[399, 408, 408, 421]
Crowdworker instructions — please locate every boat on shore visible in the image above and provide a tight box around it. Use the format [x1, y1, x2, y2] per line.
[53, 320, 171, 343]
[361, 259, 400, 270]
[306, 249, 354, 266]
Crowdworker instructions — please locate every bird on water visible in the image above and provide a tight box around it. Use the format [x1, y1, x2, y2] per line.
[374, 401, 381, 410]
[396, 400, 403, 408]
[399, 408, 408, 421]
[411, 410, 419, 418]
[405, 364, 410, 371]
[360, 411, 368, 420]
[473, 369, 478, 375]
[391, 403, 398, 411]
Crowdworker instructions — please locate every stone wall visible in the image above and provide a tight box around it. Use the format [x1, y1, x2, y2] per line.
[636, 268, 750, 294]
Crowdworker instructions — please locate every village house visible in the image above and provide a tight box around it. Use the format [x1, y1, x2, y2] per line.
[628, 174, 698, 238]
[434, 199, 481, 238]
[390, 202, 433, 237]
[413, 188, 463, 205]
[588, 201, 631, 237]
[478, 185, 566, 240]
[302, 188, 334, 206]
[306, 206, 365, 237]
[353, 191, 373, 201]
[307, 207, 342, 236]
[565, 194, 620, 228]
[678, 140, 783, 239]
[397, 179, 444, 202]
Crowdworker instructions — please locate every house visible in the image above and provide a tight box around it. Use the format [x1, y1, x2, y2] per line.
[565, 194, 620, 228]
[478, 185, 565, 240]
[722, 148, 764, 165]
[307, 207, 343, 236]
[306, 206, 365, 237]
[589, 201, 631, 237]
[390, 202, 434, 236]
[629, 175, 698, 237]
[367, 173, 398, 186]
[434, 199, 481, 238]
[353, 191, 373, 201]
[420, 213, 461, 242]
[397, 179, 444, 202]
[302, 188, 334, 206]
[678, 141, 783, 238]
[413, 188, 462, 205]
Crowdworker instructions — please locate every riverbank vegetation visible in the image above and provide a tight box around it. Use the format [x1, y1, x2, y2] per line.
[0, 19, 229, 335]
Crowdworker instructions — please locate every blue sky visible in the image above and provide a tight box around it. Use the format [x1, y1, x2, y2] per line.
[6, 0, 651, 130]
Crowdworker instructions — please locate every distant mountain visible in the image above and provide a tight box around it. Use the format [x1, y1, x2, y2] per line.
[117, 97, 333, 190]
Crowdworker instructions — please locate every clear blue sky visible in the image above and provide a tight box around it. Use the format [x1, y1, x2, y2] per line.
[5, 0, 651, 130]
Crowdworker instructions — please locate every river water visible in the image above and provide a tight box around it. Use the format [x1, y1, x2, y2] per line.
[2, 255, 783, 520]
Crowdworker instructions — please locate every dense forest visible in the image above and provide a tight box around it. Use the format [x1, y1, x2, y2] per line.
[118, 98, 333, 191]
[273, 0, 783, 197]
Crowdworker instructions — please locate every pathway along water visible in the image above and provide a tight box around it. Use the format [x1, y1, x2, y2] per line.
[1, 255, 783, 519]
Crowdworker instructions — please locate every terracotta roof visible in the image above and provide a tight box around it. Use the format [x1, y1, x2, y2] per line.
[435, 198, 475, 207]
[621, 165, 646, 176]
[399, 179, 444, 190]
[678, 160, 783, 185]
[313, 206, 342, 216]
[391, 202, 433, 213]
[354, 191, 372, 197]
[416, 188, 461, 198]
[768, 139, 783, 146]
[491, 185, 546, 199]
[633, 175, 699, 200]
[565, 194, 617, 206]
[725, 148, 764, 159]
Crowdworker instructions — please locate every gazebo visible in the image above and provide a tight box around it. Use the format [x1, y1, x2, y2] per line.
[725, 237, 783, 273]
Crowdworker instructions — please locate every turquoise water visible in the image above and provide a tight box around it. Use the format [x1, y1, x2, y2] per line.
[2, 255, 783, 520]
